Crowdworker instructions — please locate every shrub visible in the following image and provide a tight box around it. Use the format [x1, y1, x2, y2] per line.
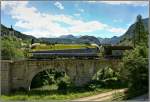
[84, 80, 103, 91]
[87, 84, 97, 91]
[119, 45, 148, 97]
[58, 80, 69, 92]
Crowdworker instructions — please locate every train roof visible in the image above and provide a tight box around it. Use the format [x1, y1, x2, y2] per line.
[30, 48, 99, 53]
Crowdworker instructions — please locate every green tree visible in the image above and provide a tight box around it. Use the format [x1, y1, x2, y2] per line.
[133, 15, 148, 47]
[119, 15, 148, 97]
[31, 39, 34, 44]
[1, 36, 25, 60]
[119, 45, 148, 97]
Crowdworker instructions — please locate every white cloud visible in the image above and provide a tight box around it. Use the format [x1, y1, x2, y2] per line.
[54, 1, 64, 10]
[74, 13, 81, 17]
[23, 30, 53, 38]
[1, 1, 126, 38]
[113, 19, 122, 23]
[88, 1, 148, 6]
[108, 27, 126, 35]
[79, 9, 84, 12]
[69, 21, 108, 33]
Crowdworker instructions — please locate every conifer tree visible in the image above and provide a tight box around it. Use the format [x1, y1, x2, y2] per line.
[31, 39, 34, 44]
[133, 15, 148, 47]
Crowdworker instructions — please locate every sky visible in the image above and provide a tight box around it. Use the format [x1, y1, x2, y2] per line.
[1, 1, 149, 38]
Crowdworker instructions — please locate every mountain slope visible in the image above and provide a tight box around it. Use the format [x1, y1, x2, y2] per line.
[40, 36, 100, 45]
[1, 24, 101, 45]
[1, 17, 148, 45]
[77, 36, 100, 45]
[98, 36, 120, 45]
[39, 37, 77, 44]
[1, 24, 38, 42]
[98, 18, 149, 45]
[59, 34, 76, 39]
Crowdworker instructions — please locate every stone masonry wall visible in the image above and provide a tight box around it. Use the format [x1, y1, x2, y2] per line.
[1, 59, 120, 94]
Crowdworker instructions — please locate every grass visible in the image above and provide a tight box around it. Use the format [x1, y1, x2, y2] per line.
[32, 84, 58, 91]
[32, 44, 96, 51]
[0, 87, 113, 101]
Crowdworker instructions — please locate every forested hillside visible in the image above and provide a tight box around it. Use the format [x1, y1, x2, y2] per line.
[1, 25, 34, 60]
[1, 24, 38, 42]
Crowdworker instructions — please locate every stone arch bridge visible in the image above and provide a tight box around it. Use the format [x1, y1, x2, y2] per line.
[1, 59, 120, 94]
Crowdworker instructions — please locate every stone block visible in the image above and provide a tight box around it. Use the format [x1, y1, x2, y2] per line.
[1, 63, 9, 71]
[1, 71, 9, 80]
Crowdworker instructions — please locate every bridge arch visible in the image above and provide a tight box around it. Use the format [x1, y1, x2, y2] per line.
[25, 59, 98, 90]
[27, 65, 70, 91]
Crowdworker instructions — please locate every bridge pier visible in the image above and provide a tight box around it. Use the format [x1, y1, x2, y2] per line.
[1, 61, 12, 94]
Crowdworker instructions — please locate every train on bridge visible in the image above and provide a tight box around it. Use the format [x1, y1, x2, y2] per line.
[29, 48, 100, 59]
[29, 45, 133, 59]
